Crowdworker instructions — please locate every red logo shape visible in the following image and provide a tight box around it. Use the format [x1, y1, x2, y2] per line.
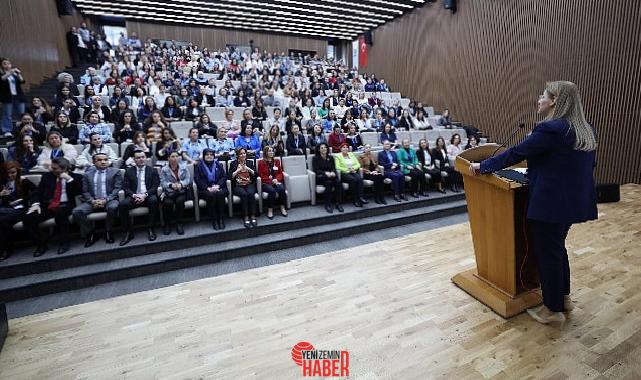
[291, 341, 315, 366]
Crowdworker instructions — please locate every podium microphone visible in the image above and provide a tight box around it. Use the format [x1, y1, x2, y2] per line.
[490, 123, 526, 157]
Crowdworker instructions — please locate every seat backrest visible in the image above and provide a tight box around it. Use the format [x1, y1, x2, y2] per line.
[23, 174, 42, 186]
[452, 128, 467, 138]
[205, 107, 226, 121]
[74, 144, 84, 155]
[108, 143, 119, 156]
[281, 155, 308, 176]
[0, 148, 8, 161]
[396, 131, 410, 144]
[170, 121, 194, 139]
[425, 130, 443, 143]
[265, 107, 276, 119]
[399, 98, 410, 108]
[306, 155, 315, 171]
[230, 107, 245, 119]
[410, 131, 426, 144]
[361, 132, 379, 147]
[439, 130, 454, 142]
[425, 106, 435, 117]
[120, 142, 132, 156]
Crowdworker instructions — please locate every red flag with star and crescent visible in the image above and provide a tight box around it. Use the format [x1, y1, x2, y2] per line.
[358, 35, 368, 68]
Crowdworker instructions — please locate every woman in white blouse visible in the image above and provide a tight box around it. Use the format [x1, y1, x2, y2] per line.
[447, 133, 464, 161]
[412, 109, 432, 130]
[76, 132, 118, 169]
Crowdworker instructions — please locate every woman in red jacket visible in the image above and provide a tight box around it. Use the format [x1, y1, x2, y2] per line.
[258, 145, 288, 219]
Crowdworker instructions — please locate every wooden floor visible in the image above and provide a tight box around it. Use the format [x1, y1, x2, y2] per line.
[0, 185, 639, 380]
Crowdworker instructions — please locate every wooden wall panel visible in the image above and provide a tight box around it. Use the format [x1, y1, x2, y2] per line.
[365, 0, 641, 184]
[0, 0, 85, 90]
[126, 21, 328, 56]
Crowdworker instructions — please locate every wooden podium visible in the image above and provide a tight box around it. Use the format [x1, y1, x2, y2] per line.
[452, 144, 541, 318]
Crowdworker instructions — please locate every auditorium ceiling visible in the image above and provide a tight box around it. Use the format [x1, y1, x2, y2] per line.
[71, 0, 426, 40]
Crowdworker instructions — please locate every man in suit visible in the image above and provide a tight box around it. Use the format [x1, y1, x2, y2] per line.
[377, 140, 406, 201]
[118, 149, 160, 246]
[23, 157, 83, 256]
[72, 153, 122, 247]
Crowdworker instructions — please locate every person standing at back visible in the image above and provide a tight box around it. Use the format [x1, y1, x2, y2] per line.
[470, 81, 598, 325]
[0, 58, 26, 137]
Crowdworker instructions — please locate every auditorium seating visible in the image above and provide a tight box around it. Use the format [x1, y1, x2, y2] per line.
[0, 32, 488, 254]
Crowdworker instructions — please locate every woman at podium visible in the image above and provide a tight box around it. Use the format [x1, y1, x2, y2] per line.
[470, 81, 597, 325]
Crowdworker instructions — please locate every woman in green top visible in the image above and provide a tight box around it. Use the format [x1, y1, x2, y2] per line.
[317, 98, 331, 119]
[334, 143, 368, 208]
[397, 139, 428, 198]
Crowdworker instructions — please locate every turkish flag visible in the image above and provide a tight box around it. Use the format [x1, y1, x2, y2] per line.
[358, 35, 368, 68]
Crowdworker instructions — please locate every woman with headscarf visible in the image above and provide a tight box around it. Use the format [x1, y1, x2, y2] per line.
[194, 148, 228, 230]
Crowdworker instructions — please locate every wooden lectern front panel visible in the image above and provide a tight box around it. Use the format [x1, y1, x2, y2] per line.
[464, 175, 518, 296]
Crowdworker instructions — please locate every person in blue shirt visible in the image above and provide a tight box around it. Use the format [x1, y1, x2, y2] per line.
[181, 127, 207, 165]
[79, 111, 112, 144]
[234, 124, 262, 158]
[470, 81, 598, 325]
[322, 110, 340, 133]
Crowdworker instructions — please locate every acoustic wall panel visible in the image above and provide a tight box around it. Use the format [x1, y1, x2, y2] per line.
[365, 0, 641, 184]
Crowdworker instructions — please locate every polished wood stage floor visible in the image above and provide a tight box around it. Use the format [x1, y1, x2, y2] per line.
[0, 185, 639, 379]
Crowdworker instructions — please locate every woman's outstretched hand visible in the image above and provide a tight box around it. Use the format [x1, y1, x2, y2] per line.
[469, 163, 481, 176]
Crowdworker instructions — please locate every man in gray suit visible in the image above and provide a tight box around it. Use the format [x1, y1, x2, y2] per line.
[72, 153, 122, 247]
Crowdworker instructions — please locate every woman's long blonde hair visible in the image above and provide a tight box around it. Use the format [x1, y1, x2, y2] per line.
[544, 81, 597, 151]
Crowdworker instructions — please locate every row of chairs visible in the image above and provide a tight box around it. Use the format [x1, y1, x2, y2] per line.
[10, 159, 293, 233]
[0, 127, 473, 166]
[8, 145, 459, 235]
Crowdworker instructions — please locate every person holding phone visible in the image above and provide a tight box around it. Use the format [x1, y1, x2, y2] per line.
[1, 58, 27, 137]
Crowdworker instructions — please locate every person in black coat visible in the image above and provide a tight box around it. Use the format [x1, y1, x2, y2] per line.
[66, 27, 81, 67]
[50, 112, 80, 145]
[83, 96, 111, 123]
[286, 125, 307, 156]
[55, 97, 81, 123]
[0, 161, 37, 260]
[312, 143, 343, 213]
[118, 150, 161, 246]
[12, 112, 47, 146]
[23, 157, 83, 256]
[113, 110, 141, 143]
[432, 137, 461, 192]
[195, 148, 228, 230]
[196, 114, 218, 139]
[160, 96, 183, 122]
[240, 109, 263, 134]
[228, 148, 258, 228]
[416, 138, 444, 193]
